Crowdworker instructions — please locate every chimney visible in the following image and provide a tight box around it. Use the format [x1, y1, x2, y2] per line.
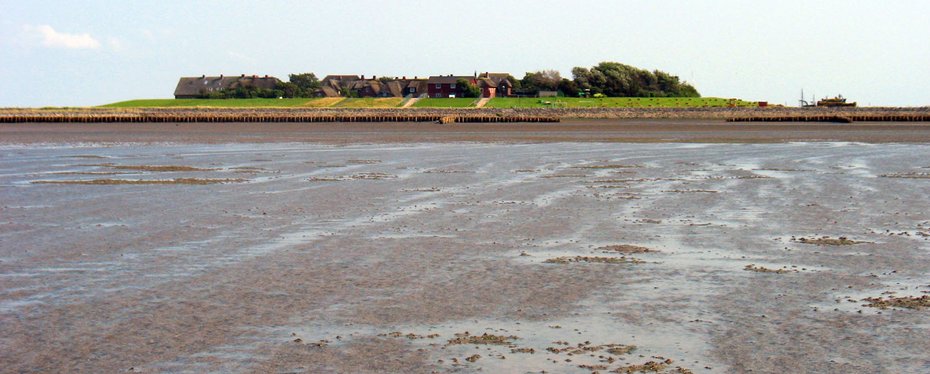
[219, 74, 223, 78]
[372, 75, 376, 80]
[402, 76, 406, 80]
[241, 74, 245, 78]
[201, 74, 205, 79]
[253, 75, 257, 78]
[264, 74, 268, 78]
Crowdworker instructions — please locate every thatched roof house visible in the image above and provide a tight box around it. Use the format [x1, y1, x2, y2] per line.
[174, 74, 279, 99]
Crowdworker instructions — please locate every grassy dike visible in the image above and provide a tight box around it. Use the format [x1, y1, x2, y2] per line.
[103, 97, 759, 109]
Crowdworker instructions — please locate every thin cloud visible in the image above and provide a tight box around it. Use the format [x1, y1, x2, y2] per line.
[27, 25, 101, 49]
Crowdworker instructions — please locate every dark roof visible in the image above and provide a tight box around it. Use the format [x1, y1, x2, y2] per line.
[477, 77, 496, 88]
[426, 76, 475, 85]
[480, 72, 513, 87]
[319, 86, 340, 97]
[174, 75, 279, 97]
[322, 75, 362, 82]
[385, 81, 404, 97]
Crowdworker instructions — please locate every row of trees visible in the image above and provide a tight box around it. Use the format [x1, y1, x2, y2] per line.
[513, 62, 699, 98]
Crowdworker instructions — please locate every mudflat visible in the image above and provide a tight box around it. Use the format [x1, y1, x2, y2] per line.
[2, 125, 930, 373]
[4, 119, 930, 143]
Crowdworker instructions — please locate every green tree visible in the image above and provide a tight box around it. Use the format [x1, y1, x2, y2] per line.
[456, 79, 480, 98]
[571, 62, 699, 97]
[557, 78, 579, 97]
[288, 73, 321, 97]
[520, 70, 561, 94]
[276, 82, 300, 98]
[505, 74, 521, 90]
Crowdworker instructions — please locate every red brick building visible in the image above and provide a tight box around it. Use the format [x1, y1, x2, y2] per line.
[426, 75, 476, 98]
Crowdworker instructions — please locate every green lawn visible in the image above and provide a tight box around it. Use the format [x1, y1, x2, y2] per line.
[101, 98, 323, 108]
[412, 98, 478, 108]
[332, 98, 404, 108]
[485, 97, 758, 108]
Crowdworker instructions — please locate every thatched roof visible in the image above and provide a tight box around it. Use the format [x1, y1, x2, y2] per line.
[174, 75, 279, 97]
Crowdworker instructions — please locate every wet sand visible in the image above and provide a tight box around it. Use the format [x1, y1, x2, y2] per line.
[4, 119, 930, 144]
[2, 124, 930, 373]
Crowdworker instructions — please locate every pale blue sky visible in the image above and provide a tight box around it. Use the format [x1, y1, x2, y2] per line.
[2, 0, 929, 107]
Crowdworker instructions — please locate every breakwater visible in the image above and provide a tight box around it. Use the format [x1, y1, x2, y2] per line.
[1, 107, 928, 123]
[726, 113, 930, 123]
[0, 110, 558, 124]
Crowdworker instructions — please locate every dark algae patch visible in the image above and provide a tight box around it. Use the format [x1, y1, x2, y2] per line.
[792, 236, 866, 245]
[545, 256, 645, 264]
[110, 165, 215, 172]
[599, 244, 655, 254]
[743, 264, 796, 274]
[862, 295, 930, 310]
[447, 332, 518, 346]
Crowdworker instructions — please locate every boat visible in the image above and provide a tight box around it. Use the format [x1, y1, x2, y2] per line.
[816, 95, 857, 107]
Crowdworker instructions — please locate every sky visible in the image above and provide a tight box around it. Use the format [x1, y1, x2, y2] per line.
[2, 0, 929, 107]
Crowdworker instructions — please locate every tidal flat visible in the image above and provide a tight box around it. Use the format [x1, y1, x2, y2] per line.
[2, 141, 930, 373]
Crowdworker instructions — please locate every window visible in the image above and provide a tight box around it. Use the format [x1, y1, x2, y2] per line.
[410, 88, 416, 93]
[435, 84, 441, 89]
[450, 83, 456, 89]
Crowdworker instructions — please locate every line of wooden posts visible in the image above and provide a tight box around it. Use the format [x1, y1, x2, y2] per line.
[727, 114, 930, 123]
[0, 113, 560, 124]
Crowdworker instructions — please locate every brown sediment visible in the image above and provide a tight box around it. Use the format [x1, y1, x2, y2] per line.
[307, 173, 396, 182]
[229, 166, 266, 173]
[599, 245, 655, 254]
[422, 169, 473, 174]
[586, 185, 632, 189]
[377, 332, 439, 340]
[880, 172, 930, 179]
[861, 295, 930, 310]
[546, 342, 636, 355]
[446, 332, 518, 346]
[696, 174, 770, 180]
[109, 165, 215, 172]
[743, 264, 795, 274]
[544, 256, 644, 264]
[793, 236, 865, 245]
[30, 178, 245, 185]
[63, 155, 108, 159]
[541, 174, 588, 178]
[611, 357, 683, 373]
[400, 187, 441, 192]
[347, 159, 382, 164]
[47, 171, 133, 176]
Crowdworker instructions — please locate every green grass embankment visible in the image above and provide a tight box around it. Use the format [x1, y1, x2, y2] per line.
[101, 98, 322, 108]
[485, 97, 757, 108]
[411, 98, 478, 108]
[102, 97, 758, 109]
[332, 98, 404, 108]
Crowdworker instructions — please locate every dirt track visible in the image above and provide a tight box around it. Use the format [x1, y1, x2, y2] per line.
[4, 119, 930, 144]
